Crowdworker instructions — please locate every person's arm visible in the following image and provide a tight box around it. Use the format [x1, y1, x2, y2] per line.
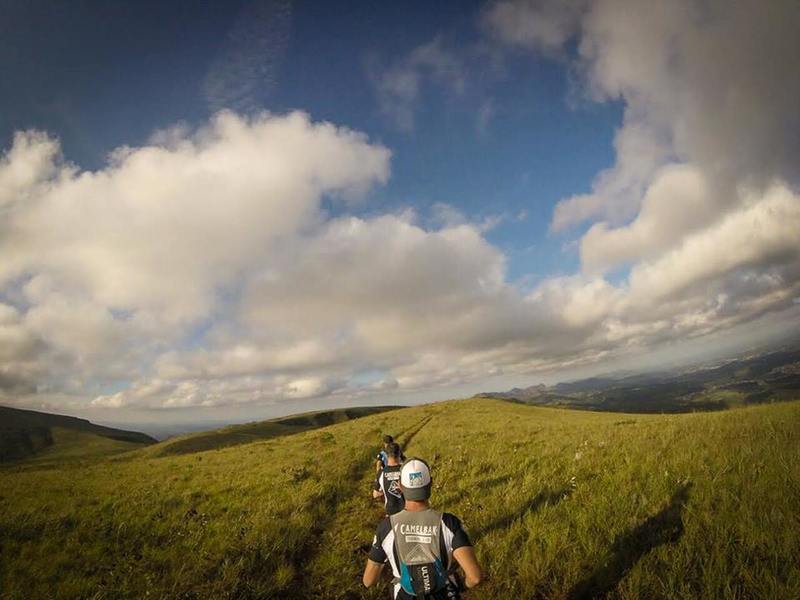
[362, 559, 384, 587]
[364, 519, 390, 587]
[443, 513, 483, 589]
[453, 546, 483, 588]
[372, 473, 383, 499]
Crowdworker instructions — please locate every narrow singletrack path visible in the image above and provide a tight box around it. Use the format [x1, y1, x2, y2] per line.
[285, 412, 436, 599]
[399, 415, 434, 452]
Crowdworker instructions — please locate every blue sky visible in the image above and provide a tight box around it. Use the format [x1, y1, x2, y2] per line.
[1, 0, 621, 283]
[0, 0, 798, 425]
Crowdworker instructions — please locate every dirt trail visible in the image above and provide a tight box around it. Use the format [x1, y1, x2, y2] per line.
[283, 413, 436, 599]
[399, 415, 433, 452]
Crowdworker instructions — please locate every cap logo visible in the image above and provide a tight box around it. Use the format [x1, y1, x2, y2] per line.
[409, 471, 424, 484]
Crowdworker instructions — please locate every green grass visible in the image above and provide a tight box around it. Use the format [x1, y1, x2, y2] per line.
[0, 405, 156, 463]
[0, 399, 798, 599]
[148, 406, 400, 457]
[18, 428, 149, 468]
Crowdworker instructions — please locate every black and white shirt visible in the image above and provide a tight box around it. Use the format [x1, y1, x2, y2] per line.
[368, 509, 472, 599]
[374, 464, 405, 515]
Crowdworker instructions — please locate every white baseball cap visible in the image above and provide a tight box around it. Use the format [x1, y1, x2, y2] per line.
[400, 458, 432, 501]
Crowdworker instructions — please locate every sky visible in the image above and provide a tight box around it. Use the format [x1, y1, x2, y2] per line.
[1, 0, 799, 427]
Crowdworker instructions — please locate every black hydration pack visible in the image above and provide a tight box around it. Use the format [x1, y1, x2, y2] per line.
[381, 464, 405, 515]
[390, 509, 449, 597]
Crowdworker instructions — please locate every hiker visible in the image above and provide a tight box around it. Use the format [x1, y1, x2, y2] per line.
[363, 458, 483, 599]
[375, 434, 406, 472]
[373, 442, 405, 516]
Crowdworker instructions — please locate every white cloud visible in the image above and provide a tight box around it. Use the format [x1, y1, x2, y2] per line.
[626, 184, 800, 305]
[3, 124, 798, 410]
[551, 117, 671, 231]
[282, 376, 339, 399]
[370, 37, 466, 131]
[484, 0, 800, 342]
[0, 131, 62, 209]
[0, 111, 389, 327]
[483, 0, 585, 54]
[0, 111, 391, 405]
[240, 214, 516, 351]
[0, 304, 39, 361]
[489, 0, 800, 234]
[3, 0, 800, 413]
[579, 164, 714, 272]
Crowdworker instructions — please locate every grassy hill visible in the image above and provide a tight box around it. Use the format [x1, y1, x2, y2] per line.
[148, 406, 400, 457]
[0, 405, 156, 464]
[0, 398, 798, 599]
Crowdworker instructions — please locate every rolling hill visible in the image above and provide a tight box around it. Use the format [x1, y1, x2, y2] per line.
[0, 405, 157, 464]
[147, 405, 401, 457]
[0, 398, 798, 599]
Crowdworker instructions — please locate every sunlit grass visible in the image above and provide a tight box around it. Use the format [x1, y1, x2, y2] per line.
[0, 399, 798, 599]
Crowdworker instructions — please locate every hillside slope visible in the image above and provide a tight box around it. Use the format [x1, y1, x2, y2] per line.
[0, 405, 156, 463]
[0, 399, 798, 599]
[148, 405, 400, 457]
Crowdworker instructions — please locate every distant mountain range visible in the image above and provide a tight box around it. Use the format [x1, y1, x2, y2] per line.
[477, 347, 800, 413]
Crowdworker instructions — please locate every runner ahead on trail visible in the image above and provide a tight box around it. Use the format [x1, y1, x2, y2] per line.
[363, 458, 483, 599]
[373, 442, 405, 516]
[376, 434, 406, 473]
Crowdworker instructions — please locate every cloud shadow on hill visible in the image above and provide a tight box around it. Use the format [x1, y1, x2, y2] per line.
[567, 482, 692, 600]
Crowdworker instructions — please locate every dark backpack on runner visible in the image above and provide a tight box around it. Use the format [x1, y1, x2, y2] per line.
[380, 464, 405, 515]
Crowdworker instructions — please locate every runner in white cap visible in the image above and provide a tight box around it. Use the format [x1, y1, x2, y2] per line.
[362, 458, 483, 599]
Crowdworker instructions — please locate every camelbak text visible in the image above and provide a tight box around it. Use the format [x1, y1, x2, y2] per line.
[399, 524, 436, 535]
